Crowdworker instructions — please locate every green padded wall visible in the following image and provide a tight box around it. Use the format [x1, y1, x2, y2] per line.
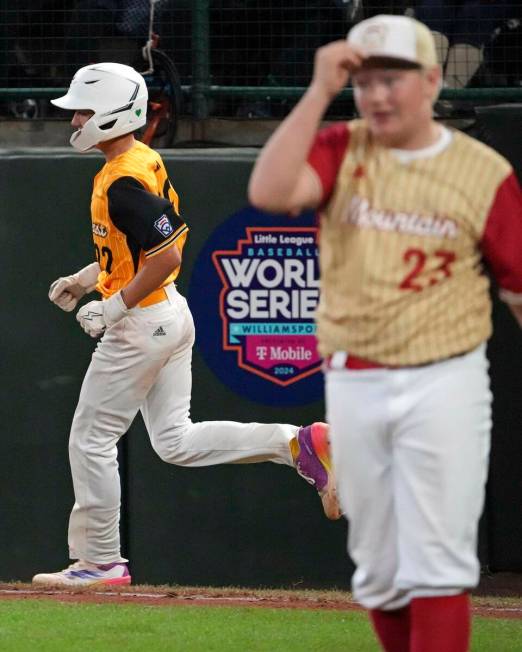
[0, 148, 351, 587]
[1, 142, 520, 588]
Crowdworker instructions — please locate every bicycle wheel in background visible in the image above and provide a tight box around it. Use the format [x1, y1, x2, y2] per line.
[141, 47, 183, 148]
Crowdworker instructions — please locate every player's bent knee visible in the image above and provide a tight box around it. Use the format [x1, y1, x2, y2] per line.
[151, 428, 192, 465]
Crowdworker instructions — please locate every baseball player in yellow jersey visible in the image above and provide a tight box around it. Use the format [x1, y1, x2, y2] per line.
[249, 14, 522, 652]
[32, 62, 340, 588]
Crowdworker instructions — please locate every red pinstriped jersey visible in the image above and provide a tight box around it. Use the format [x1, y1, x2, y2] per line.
[91, 140, 188, 300]
[307, 120, 522, 364]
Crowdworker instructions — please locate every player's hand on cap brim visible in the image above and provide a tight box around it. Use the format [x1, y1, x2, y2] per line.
[312, 41, 364, 100]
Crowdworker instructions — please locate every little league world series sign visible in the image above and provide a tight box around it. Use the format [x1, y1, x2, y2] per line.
[188, 207, 324, 405]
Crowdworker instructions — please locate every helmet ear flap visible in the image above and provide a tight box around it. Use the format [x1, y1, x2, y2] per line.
[70, 117, 103, 152]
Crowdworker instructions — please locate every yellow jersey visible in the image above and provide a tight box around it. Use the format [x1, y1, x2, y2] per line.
[91, 140, 188, 302]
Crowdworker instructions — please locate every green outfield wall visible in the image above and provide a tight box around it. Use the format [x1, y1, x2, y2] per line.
[0, 133, 520, 586]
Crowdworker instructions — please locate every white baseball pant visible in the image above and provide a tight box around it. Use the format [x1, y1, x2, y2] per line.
[68, 284, 295, 564]
[326, 344, 491, 610]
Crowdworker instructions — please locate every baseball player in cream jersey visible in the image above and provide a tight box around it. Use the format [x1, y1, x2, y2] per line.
[32, 63, 340, 588]
[249, 14, 522, 652]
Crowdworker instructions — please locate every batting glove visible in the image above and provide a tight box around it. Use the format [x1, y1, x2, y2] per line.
[49, 262, 101, 312]
[76, 291, 129, 338]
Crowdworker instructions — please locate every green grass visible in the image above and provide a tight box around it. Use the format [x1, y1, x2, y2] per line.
[0, 600, 521, 652]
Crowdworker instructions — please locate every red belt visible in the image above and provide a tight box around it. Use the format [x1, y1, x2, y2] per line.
[324, 353, 389, 370]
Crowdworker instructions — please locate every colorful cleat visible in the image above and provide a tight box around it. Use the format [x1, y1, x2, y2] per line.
[32, 561, 131, 587]
[295, 422, 341, 520]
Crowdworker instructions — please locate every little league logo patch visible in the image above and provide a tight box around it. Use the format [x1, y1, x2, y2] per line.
[212, 226, 321, 386]
[188, 206, 323, 406]
[154, 214, 173, 237]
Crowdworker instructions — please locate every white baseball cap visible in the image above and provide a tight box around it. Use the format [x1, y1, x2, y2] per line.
[347, 14, 438, 68]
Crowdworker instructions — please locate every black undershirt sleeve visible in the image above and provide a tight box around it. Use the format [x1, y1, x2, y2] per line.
[107, 176, 185, 252]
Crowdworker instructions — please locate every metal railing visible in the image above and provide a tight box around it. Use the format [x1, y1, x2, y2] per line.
[1, 1, 521, 122]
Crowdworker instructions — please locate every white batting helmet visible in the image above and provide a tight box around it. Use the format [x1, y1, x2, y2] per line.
[51, 62, 148, 152]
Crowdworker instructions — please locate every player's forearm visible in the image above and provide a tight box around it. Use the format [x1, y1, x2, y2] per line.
[120, 246, 181, 308]
[248, 85, 330, 212]
[507, 302, 522, 328]
[499, 287, 522, 328]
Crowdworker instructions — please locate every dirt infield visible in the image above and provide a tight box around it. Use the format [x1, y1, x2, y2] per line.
[1, 573, 521, 620]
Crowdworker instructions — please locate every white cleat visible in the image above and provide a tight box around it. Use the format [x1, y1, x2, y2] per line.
[32, 560, 131, 587]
